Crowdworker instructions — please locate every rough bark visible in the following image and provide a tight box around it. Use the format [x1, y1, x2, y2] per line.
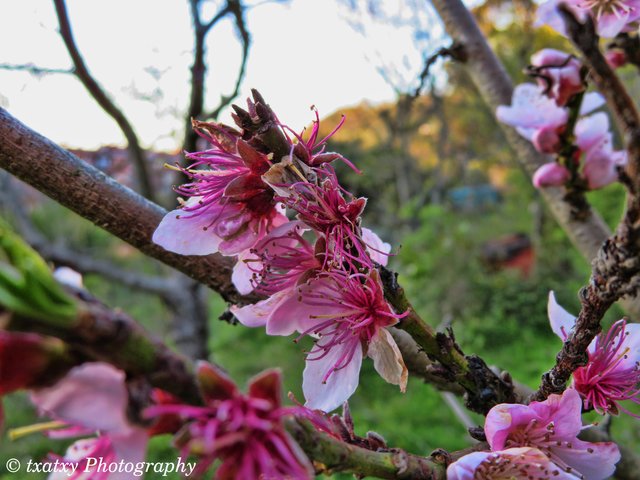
[0, 107, 242, 304]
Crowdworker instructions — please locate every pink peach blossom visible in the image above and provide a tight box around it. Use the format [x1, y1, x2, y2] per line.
[536, 0, 640, 38]
[496, 84, 568, 154]
[31, 363, 148, 480]
[485, 388, 620, 479]
[530, 49, 583, 106]
[548, 292, 640, 416]
[447, 447, 577, 480]
[145, 364, 313, 480]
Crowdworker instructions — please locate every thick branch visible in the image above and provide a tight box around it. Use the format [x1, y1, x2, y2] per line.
[4, 290, 202, 405]
[0, 107, 243, 304]
[427, 0, 640, 319]
[52, 0, 155, 202]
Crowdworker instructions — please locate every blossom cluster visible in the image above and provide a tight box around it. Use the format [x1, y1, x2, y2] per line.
[448, 389, 620, 480]
[498, 48, 626, 191]
[548, 292, 640, 417]
[0, 341, 313, 480]
[144, 363, 314, 479]
[537, 0, 640, 39]
[448, 292, 640, 478]
[153, 92, 407, 413]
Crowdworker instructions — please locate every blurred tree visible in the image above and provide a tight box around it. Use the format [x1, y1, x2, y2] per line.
[0, 0, 286, 360]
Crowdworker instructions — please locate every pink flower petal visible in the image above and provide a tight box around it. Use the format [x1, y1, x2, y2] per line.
[110, 429, 149, 479]
[248, 369, 282, 407]
[580, 93, 606, 115]
[533, 163, 570, 188]
[303, 341, 363, 412]
[31, 363, 131, 435]
[548, 291, 577, 341]
[535, 0, 586, 37]
[232, 249, 261, 295]
[598, 11, 631, 38]
[447, 447, 577, 480]
[485, 402, 535, 450]
[554, 437, 620, 479]
[361, 227, 391, 266]
[153, 208, 222, 255]
[231, 290, 290, 330]
[575, 113, 610, 152]
[583, 142, 620, 190]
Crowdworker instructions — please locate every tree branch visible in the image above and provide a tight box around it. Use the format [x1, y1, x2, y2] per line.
[2, 281, 454, 479]
[0, 107, 242, 304]
[52, 0, 156, 203]
[0, 107, 517, 411]
[426, 0, 640, 320]
[531, 8, 640, 402]
[380, 266, 517, 414]
[208, 0, 251, 120]
[0, 63, 73, 76]
[285, 418, 450, 479]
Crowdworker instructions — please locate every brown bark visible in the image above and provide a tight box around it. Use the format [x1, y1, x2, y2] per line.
[0, 107, 242, 304]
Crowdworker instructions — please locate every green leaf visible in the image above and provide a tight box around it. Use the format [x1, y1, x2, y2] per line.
[0, 218, 77, 325]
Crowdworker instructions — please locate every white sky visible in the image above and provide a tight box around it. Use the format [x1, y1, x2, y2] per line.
[0, 0, 445, 151]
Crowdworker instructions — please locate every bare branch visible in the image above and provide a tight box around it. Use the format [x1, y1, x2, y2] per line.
[208, 0, 251, 120]
[412, 42, 466, 99]
[183, 0, 233, 154]
[52, 0, 156, 203]
[0, 63, 73, 76]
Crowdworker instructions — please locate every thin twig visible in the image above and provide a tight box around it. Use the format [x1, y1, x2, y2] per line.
[52, 0, 156, 202]
[0, 63, 73, 75]
[208, 0, 251, 120]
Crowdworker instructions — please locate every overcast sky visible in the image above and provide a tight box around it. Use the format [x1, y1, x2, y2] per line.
[0, 0, 445, 151]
